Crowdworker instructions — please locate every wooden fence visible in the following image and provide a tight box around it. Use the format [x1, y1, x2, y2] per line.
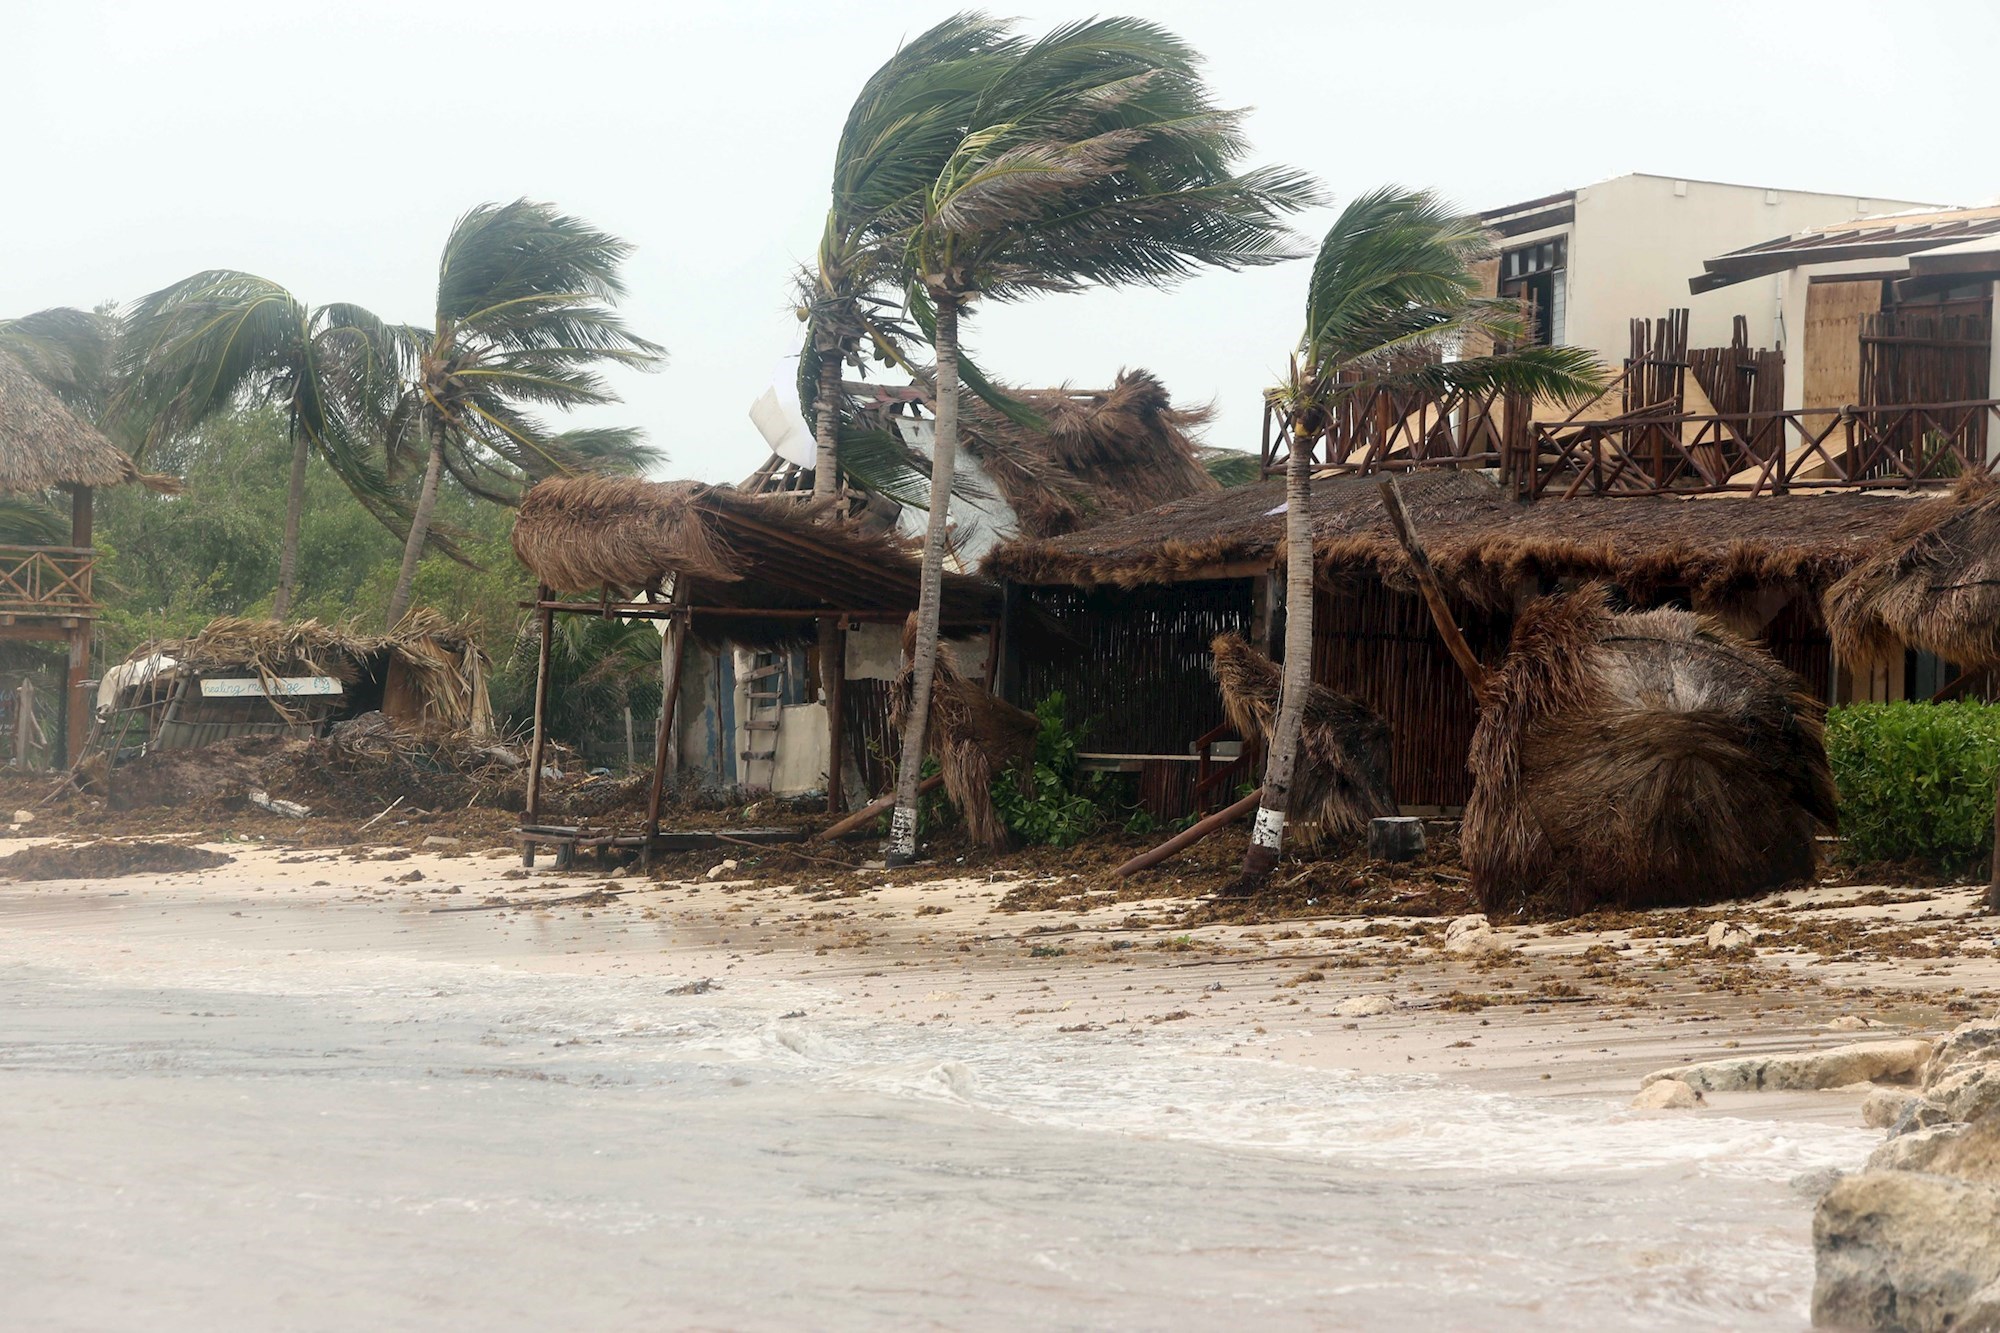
[0, 546, 95, 615]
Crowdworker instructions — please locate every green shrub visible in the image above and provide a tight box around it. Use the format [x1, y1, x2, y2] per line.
[993, 692, 1106, 848]
[1826, 702, 2000, 872]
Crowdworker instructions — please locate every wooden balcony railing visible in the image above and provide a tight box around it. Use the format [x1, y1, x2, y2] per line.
[1509, 399, 1999, 499]
[0, 545, 96, 616]
[1263, 389, 2000, 500]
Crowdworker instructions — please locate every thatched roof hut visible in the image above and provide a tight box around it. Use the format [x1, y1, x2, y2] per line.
[511, 476, 1003, 642]
[987, 469, 1916, 610]
[1825, 473, 2000, 672]
[1464, 585, 1837, 916]
[0, 349, 172, 494]
[105, 611, 493, 743]
[1211, 633, 1396, 848]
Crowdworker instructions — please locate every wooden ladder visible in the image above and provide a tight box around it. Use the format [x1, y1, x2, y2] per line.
[740, 651, 783, 785]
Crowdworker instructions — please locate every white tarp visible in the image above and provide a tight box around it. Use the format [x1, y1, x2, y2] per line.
[96, 653, 177, 719]
[748, 355, 817, 469]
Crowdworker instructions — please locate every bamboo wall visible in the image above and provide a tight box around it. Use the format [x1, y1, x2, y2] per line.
[1310, 579, 1506, 809]
[1016, 579, 1255, 755]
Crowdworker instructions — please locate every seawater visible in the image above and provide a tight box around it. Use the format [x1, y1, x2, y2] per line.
[0, 894, 1871, 1331]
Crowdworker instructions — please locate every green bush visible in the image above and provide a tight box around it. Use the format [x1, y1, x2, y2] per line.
[1826, 702, 2000, 872]
[993, 693, 1106, 848]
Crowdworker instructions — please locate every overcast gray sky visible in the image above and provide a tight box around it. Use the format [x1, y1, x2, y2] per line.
[8, 0, 1995, 482]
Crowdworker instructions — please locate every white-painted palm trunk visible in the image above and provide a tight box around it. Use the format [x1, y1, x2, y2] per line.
[886, 296, 959, 864]
[1242, 428, 1316, 883]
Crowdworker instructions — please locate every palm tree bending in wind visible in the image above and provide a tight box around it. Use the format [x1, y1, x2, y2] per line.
[384, 199, 664, 626]
[879, 16, 1321, 865]
[1236, 187, 1605, 888]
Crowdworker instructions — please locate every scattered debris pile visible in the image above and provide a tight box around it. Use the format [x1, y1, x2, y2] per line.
[0, 839, 231, 880]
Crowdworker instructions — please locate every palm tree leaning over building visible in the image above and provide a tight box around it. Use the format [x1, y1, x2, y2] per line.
[881, 16, 1321, 865]
[1236, 187, 1605, 888]
[383, 199, 664, 627]
[115, 274, 403, 618]
[0, 307, 125, 545]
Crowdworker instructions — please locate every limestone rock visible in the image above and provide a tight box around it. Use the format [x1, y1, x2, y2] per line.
[1630, 1078, 1700, 1110]
[1868, 1125, 1967, 1174]
[1931, 1066, 2000, 1126]
[1705, 920, 1759, 951]
[1924, 1110, 2000, 1185]
[1864, 1088, 1919, 1130]
[1442, 914, 1510, 956]
[11, 809, 32, 824]
[705, 859, 741, 881]
[1643, 1039, 1933, 1094]
[1890, 1098, 1958, 1139]
[1812, 1171, 2000, 1332]
[1926, 1019, 2000, 1088]
[1334, 995, 1395, 1017]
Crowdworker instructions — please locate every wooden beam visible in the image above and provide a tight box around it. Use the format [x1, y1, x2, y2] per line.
[822, 616, 845, 815]
[522, 592, 555, 829]
[643, 601, 688, 868]
[1378, 479, 1489, 697]
[1113, 791, 1259, 879]
[63, 622, 89, 768]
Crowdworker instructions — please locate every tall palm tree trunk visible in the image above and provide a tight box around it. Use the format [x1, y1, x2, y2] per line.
[812, 334, 845, 808]
[271, 431, 310, 620]
[886, 296, 960, 865]
[386, 426, 445, 628]
[812, 339, 842, 500]
[1240, 425, 1316, 884]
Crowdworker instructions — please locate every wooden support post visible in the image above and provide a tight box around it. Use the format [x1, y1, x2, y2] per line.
[523, 592, 555, 832]
[63, 624, 89, 769]
[644, 606, 687, 869]
[822, 616, 845, 814]
[70, 485, 93, 550]
[1114, 790, 1260, 879]
[1378, 479, 1488, 697]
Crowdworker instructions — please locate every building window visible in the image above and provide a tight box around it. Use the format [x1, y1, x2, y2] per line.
[1499, 235, 1567, 346]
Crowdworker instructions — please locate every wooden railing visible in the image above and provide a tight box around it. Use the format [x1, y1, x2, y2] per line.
[1193, 722, 1262, 815]
[0, 546, 96, 615]
[1263, 391, 2000, 499]
[1507, 399, 2000, 499]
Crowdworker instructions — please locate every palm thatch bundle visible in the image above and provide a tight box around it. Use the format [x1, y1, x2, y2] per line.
[1209, 633, 1396, 848]
[959, 369, 1217, 538]
[0, 350, 176, 494]
[889, 617, 1037, 849]
[1825, 472, 2000, 672]
[1464, 585, 1837, 917]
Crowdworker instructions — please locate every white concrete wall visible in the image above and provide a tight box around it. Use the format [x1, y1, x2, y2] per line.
[769, 702, 830, 796]
[1557, 176, 1935, 362]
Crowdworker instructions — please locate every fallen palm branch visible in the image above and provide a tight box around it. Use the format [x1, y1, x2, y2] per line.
[889, 617, 1036, 849]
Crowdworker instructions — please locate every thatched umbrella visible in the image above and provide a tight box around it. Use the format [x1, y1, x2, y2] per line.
[0, 350, 169, 496]
[1463, 585, 1837, 915]
[1378, 481, 1836, 917]
[1826, 473, 2000, 906]
[889, 617, 1036, 850]
[1209, 632, 1396, 848]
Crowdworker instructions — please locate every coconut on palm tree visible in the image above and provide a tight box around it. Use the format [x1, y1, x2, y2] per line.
[876, 16, 1320, 865]
[1236, 187, 1606, 887]
[383, 199, 664, 627]
[115, 274, 403, 618]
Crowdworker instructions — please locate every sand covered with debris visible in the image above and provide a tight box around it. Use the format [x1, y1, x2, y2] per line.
[5, 829, 1995, 1120]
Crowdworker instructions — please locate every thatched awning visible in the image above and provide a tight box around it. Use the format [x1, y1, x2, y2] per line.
[986, 470, 1918, 606]
[510, 476, 1003, 628]
[0, 350, 173, 494]
[1824, 474, 2000, 670]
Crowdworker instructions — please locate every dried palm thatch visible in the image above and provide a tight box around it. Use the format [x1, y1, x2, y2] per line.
[889, 616, 1037, 849]
[0, 350, 177, 494]
[510, 476, 1002, 644]
[959, 370, 1217, 538]
[1825, 472, 2000, 672]
[987, 469, 1911, 609]
[124, 610, 493, 734]
[1210, 633, 1396, 848]
[1464, 584, 1837, 917]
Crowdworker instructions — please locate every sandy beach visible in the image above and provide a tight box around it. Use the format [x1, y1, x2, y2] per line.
[5, 828, 1994, 1328]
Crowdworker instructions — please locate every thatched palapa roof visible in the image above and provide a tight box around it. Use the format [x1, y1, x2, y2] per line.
[953, 369, 1217, 539]
[1824, 473, 2000, 671]
[0, 350, 174, 495]
[987, 470, 1917, 607]
[511, 476, 1003, 632]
